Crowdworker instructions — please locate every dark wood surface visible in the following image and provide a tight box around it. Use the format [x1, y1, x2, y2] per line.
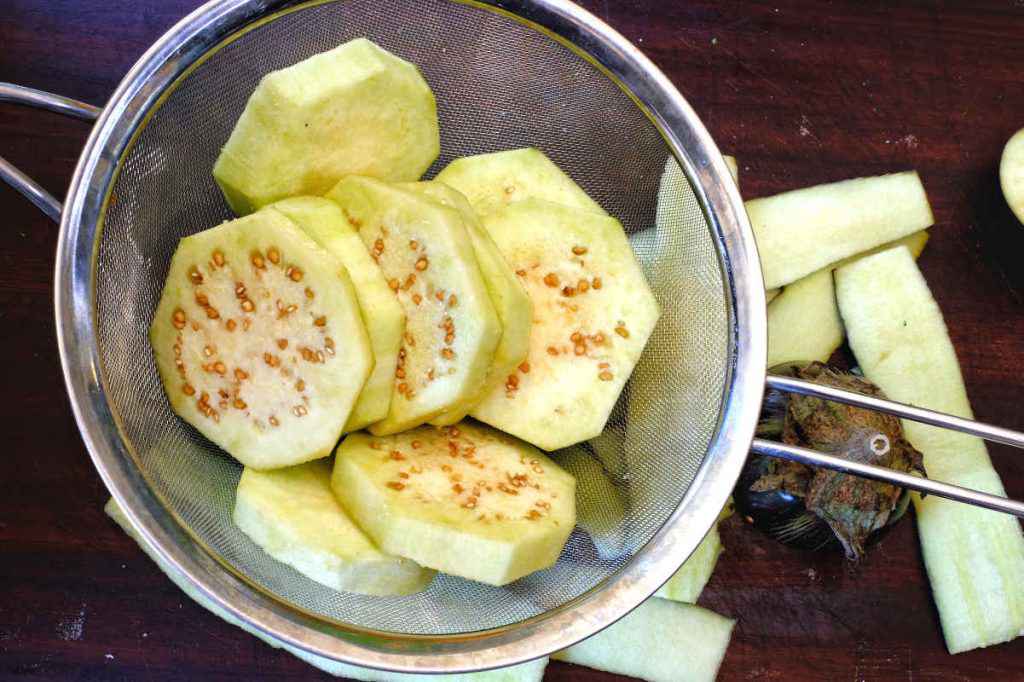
[1, 1, 1023, 679]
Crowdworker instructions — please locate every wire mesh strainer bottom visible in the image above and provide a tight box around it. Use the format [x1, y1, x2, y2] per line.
[94, 0, 728, 636]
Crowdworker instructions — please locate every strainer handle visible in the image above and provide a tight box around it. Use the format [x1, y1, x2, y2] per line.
[0, 83, 101, 223]
[751, 439, 1024, 518]
[766, 374, 1024, 448]
[750, 375, 1024, 519]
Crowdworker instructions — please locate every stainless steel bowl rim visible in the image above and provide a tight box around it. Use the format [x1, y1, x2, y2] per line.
[53, 0, 766, 672]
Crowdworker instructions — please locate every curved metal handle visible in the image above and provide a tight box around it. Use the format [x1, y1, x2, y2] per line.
[751, 439, 1024, 519]
[767, 374, 1024, 449]
[0, 83, 101, 223]
[754, 375, 1024, 518]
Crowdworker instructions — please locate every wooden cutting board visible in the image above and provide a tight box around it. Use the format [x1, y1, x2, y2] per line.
[1, 0, 1022, 679]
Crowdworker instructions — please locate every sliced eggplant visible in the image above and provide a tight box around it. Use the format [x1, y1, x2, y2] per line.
[402, 181, 532, 426]
[233, 459, 434, 596]
[433, 147, 606, 216]
[268, 196, 405, 431]
[149, 209, 372, 469]
[325, 176, 501, 435]
[213, 38, 439, 215]
[470, 199, 660, 451]
[332, 423, 576, 586]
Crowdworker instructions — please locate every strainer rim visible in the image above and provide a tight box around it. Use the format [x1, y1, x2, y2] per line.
[53, 0, 766, 672]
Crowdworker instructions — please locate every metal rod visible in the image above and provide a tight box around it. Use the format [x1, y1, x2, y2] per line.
[767, 374, 1024, 450]
[0, 83, 101, 222]
[751, 438, 1024, 519]
[0, 83, 101, 121]
[0, 153, 61, 223]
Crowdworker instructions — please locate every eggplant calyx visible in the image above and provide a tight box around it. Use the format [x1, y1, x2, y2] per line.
[739, 361, 926, 560]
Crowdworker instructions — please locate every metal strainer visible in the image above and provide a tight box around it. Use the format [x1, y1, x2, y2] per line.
[4, 0, 1024, 674]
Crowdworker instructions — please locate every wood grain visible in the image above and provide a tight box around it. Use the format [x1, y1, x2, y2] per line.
[1, 0, 1022, 679]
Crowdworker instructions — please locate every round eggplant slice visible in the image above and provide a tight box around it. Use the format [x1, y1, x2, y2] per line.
[149, 209, 372, 469]
[434, 147, 606, 217]
[213, 38, 439, 215]
[470, 198, 661, 451]
[233, 459, 434, 596]
[268, 196, 405, 432]
[332, 423, 576, 586]
[402, 181, 532, 426]
[325, 176, 501, 435]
